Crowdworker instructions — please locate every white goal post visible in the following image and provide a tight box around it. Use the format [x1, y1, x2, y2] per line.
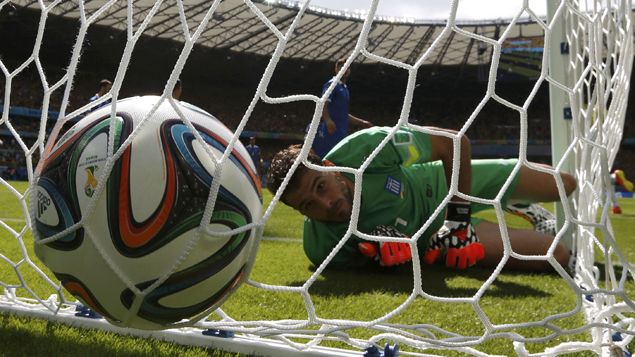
[0, 0, 633, 356]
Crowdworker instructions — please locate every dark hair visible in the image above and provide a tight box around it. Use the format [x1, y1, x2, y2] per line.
[335, 58, 347, 70]
[266, 144, 322, 202]
[99, 79, 112, 88]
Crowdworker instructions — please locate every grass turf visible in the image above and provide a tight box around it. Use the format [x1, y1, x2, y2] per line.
[0, 180, 633, 356]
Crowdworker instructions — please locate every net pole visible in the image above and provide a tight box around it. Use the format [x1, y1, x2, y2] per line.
[547, 0, 574, 250]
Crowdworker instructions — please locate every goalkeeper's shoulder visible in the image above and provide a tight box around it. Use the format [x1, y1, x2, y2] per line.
[330, 126, 392, 147]
[324, 126, 395, 166]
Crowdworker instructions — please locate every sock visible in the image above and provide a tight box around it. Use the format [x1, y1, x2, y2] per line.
[505, 203, 556, 236]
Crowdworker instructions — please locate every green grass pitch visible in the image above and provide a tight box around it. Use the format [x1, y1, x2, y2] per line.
[0, 180, 633, 356]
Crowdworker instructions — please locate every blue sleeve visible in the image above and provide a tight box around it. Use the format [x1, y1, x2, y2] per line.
[321, 80, 337, 102]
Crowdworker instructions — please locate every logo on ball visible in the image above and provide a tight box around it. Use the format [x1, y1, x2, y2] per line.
[83, 166, 98, 197]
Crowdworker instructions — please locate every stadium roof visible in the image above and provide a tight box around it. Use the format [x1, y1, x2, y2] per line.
[13, 0, 624, 66]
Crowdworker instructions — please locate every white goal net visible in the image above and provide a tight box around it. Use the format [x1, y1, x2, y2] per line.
[0, 0, 633, 356]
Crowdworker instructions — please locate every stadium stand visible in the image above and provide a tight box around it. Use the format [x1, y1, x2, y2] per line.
[0, 5, 632, 180]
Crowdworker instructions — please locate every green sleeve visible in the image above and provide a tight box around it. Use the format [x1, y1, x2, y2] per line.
[324, 126, 434, 171]
[303, 218, 373, 269]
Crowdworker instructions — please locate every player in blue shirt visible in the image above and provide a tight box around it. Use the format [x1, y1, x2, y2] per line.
[312, 59, 373, 158]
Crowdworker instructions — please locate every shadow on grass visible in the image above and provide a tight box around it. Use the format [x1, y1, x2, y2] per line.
[590, 262, 630, 282]
[292, 263, 554, 299]
[614, 213, 635, 218]
[0, 314, 226, 357]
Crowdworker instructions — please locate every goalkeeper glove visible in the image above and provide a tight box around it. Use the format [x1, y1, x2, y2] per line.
[357, 225, 412, 266]
[423, 201, 485, 269]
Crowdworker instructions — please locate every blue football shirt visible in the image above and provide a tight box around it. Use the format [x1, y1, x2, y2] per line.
[312, 78, 350, 158]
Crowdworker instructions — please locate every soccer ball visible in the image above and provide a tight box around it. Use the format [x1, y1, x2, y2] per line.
[31, 96, 262, 330]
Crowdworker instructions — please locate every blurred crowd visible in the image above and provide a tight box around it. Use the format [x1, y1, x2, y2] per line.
[1, 66, 634, 181]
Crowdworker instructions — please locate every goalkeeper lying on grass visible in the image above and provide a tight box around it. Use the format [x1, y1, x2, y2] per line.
[266, 126, 576, 271]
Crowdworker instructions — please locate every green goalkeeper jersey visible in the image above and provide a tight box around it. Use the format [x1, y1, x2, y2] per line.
[302, 126, 520, 269]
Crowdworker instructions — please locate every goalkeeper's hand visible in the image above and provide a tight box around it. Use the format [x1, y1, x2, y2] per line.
[423, 201, 485, 269]
[357, 225, 412, 266]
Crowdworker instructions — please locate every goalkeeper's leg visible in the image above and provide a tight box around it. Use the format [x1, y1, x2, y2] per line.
[505, 202, 556, 236]
[474, 221, 570, 271]
[510, 165, 577, 202]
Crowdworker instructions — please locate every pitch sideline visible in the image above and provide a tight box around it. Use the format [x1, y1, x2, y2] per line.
[0, 217, 301, 243]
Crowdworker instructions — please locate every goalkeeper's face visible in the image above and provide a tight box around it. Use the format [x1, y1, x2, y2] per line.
[284, 169, 354, 223]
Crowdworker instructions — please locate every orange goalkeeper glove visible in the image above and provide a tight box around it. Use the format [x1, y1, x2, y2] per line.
[423, 201, 485, 269]
[357, 225, 412, 266]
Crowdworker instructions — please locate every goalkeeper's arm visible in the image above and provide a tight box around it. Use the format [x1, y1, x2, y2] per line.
[424, 128, 485, 269]
[426, 127, 472, 202]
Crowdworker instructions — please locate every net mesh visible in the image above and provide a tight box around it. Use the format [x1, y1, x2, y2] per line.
[0, 0, 633, 356]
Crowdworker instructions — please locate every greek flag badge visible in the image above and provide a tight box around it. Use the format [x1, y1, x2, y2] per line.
[385, 176, 402, 196]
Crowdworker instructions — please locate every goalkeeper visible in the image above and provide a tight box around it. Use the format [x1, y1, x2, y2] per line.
[267, 126, 576, 271]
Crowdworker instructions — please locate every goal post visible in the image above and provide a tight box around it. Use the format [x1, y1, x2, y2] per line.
[546, 1, 635, 356]
[0, 1, 634, 356]
[547, 0, 575, 252]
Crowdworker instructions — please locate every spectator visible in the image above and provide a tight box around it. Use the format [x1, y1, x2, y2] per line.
[310, 58, 373, 158]
[245, 136, 262, 178]
[89, 79, 113, 109]
[261, 153, 271, 188]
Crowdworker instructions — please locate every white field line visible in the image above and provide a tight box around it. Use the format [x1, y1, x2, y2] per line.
[0, 217, 300, 243]
[261, 236, 301, 243]
[0, 218, 26, 223]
